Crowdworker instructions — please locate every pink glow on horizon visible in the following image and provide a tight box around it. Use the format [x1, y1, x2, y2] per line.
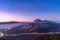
[0, 12, 34, 22]
[0, 11, 60, 22]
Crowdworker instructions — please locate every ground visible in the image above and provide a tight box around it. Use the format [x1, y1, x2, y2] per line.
[1, 34, 60, 40]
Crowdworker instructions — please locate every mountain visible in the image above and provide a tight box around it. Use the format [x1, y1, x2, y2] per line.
[0, 21, 20, 24]
[33, 18, 42, 23]
[4, 19, 60, 34]
[0, 21, 21, 29]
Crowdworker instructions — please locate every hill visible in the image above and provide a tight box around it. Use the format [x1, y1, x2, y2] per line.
[4, 19, 60, 34]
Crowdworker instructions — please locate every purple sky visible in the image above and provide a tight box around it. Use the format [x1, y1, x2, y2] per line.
[0, 0, 60, 22]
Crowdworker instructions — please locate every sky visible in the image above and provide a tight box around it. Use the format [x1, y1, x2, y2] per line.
[0, 0, 60, 22]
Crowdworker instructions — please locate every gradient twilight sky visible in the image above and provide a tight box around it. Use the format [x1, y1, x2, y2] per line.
[0, 0, 60, 22]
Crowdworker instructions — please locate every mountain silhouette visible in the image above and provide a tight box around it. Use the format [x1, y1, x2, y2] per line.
[3, 19, 60, 34]
[33, 18, 42, 23]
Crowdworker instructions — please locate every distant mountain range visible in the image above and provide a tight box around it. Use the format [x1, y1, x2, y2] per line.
[0, 21, 21, 29]
[0, 18, 59, 34]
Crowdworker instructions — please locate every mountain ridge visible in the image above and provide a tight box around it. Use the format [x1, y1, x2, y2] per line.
[3, 19, 60, 34]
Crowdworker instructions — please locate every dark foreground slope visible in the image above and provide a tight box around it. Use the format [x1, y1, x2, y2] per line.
[2, 34, 60, 40]
[2, 34, 39, 40]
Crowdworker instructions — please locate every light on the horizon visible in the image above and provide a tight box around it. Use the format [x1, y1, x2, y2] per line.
[0, 12, 33, 22]
[0, 32, 4, 37]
